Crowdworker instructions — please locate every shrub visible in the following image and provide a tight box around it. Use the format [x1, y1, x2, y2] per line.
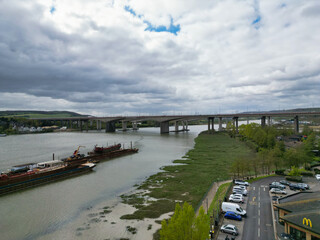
[288, 166, 301, 176]
[314, 169, 320, 174]
[285, 176, 302, 182]
[300, 171, 314, 177]
[275, 169, 285, 175]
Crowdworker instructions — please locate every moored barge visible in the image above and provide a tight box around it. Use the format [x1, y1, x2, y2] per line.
[0, 160, 95, 195]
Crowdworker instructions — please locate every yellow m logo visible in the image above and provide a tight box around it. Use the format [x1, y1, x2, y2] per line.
[303, 218, 312, 228]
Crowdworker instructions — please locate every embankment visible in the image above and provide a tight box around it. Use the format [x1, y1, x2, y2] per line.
[120, 131, 254, 221]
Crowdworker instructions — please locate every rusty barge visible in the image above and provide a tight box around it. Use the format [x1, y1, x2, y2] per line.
[0, 143, 138, 196]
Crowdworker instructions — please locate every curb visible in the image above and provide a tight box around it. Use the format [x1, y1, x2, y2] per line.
[269, 191, 278, 240]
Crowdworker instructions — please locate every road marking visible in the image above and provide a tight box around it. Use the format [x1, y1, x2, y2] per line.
[249, 201, 257, 205]
[258, 209, 260, 216]
[263, 187, 266, 191]
[258, 228, 260, 237]
[258, 202, 260, 208]
[253, 196, 256, 202]
[253, 186, 255, 190]
[258, 217, 260, 225]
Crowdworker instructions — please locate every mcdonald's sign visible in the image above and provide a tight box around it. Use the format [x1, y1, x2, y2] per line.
[303, 218, 312, 228]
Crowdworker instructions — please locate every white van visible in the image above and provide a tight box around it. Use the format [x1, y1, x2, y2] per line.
[221, 202, 247, 217]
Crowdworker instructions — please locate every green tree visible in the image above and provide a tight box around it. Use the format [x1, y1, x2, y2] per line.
[160, 203, 209, 240]
[302, 125, 313, 136]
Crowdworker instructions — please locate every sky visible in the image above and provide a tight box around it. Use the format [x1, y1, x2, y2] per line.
[0, 0, 320, 116]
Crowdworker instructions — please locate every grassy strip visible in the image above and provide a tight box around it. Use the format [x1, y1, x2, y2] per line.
[247, 174, 276, 183]
[207, 182, 231, 217]
[120, 131, 254, 220]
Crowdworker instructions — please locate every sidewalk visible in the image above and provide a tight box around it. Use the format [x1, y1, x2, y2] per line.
[196, 180, 232, 215]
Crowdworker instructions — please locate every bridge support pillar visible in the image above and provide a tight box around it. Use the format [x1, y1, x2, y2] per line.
[105, 121, 116, 133]
[233, 117, 239, 133]
[294, 116, 299, 133]
[185, 121, 188, 131]
[208, 117, 215, 133]
[132, 122, 138, 130]
[175, 121, 179, 132]
[219, 117, 223, 131]
[96, 120, 102, 130]
[122, 121, 127, 131]
[182, 121, 186, 131]
[85, 121, 88, 132]
[160, 121, 169, 134]
[80, 120, 83, 131]
[261, 116, 266, 128]
[267, 116, 271, 126]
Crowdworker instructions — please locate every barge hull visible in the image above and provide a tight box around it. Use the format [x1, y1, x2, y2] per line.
[0, 164, 95, 196]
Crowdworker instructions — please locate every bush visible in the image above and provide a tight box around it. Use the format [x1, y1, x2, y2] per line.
[288, 166, 301, 176]
[275, 169, 285, 175]
[300, 171, 314, 177]
[245, 141, 259, 152]
[314, 169, 320, 174]
[285, 176, 302, 182]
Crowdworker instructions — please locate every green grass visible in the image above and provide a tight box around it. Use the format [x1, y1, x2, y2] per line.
[120, 131, 254, 220]
[207, 182, 231, 217]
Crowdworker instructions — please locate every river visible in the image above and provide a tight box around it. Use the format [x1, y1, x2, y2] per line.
[0, 125, 208, 240]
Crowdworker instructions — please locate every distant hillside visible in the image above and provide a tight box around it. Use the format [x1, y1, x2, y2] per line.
[0, 111, 90, 119]
[241, 107, 320, 114]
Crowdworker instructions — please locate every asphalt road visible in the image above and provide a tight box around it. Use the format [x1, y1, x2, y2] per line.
[242, 176, 282, 240]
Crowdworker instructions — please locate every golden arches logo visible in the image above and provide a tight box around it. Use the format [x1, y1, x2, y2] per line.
[303, 218, 312, 228]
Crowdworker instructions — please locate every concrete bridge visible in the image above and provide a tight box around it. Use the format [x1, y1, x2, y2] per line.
[32, 111, 320, 134]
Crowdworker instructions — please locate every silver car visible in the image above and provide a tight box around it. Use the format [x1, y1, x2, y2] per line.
[220, 224, 239, 236]
[270, 188, 287, 195]
[229, 194, 244, 203]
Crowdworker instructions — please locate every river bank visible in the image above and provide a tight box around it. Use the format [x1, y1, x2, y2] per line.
[116, 131, 253, 238]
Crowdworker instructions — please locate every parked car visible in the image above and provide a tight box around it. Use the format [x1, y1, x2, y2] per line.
[220, 224, 239, 236]
[279, 180, 291, 186]
[229, 194, 244, 203]
[222, 202, 247, 216]
[269, 182, 286, 190]
[270, 188, 287, 195]
[234, 185, 246, 190]
[231, 193, 243, 198]
[297, 183, 310, 190]
[279, 232, 295, 240]
[289, 183, 305, 191]
[234, 179, 249, 186]
[232, 188, 248, 196]
[316, 174, 320, 180]
[224, 211, 242, 221]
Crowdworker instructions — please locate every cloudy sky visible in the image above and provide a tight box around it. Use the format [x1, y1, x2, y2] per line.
[0, 0, 319, 116]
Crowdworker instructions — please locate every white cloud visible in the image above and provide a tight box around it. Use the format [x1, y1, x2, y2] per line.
[0, 0, 319, 116]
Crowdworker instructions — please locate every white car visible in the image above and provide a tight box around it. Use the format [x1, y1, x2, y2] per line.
[229, 194, 244, 203]
[316, 174, 320, 181]
[234, 185, 247, 191]
[270, 188, 287, 195]
[233, 187, 248, 196]
[220, 224, 239, 236]
[234, 179, 249, 186]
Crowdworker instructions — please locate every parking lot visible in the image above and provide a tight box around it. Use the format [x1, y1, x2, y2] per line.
[216, 176, 320, 240]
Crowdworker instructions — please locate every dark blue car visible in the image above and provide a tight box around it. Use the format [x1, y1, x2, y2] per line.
[224, 211, 242, 221]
